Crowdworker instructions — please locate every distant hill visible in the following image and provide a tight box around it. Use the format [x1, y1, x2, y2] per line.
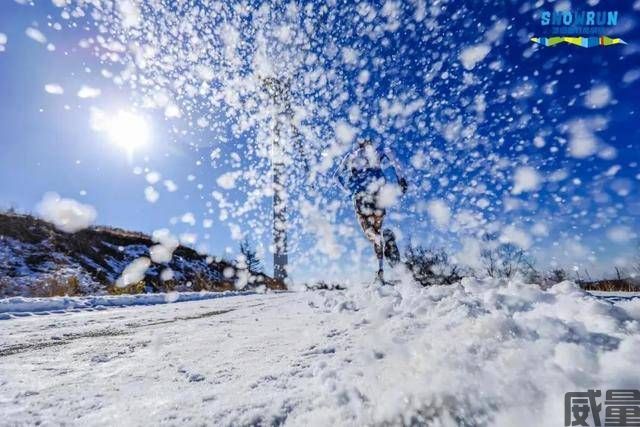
[0, 212, 284, 297]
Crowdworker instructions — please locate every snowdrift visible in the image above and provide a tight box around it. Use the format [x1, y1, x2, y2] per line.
[306, 277, 640, 426]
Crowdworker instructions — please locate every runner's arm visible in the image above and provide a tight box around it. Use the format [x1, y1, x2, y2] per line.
[380, 146, 408, 192]
[333, 153, 351, 192]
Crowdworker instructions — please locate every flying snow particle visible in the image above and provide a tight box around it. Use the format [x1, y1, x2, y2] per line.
[274, 24, 292, 43]
[623, 69, 640, 84]
[348, 105, 361, 124]
[181, 212, 196, 226]
[459, 44, 490, 70]
[36, 192, 97, 233]
[152, 228, 179, 249]
[410, 151, 427, 169]
[0, 33, 7, 52]
[377, 183, 403, 208]
[203, 219, 213, 229]
[342, 47, 359, 65]
[228, 224, 242, 241]
[25, 27, 47, 44]
[454, 238, 483, 270]
[116, 257, 150, 287]
[117, 0, 141, 28]
[196, 64, 214, 81]
[426, 199, 451, 229]
[357, 70, 370, 85]
[235, 269, 250, 290]
[145, 171, 161, 184]
[566, 118, 602, 158]
[180, 233, 197, 245]
[485, 19, 508, 43]
[223, 267, 235, 279]
[499, 225, 532, 250]
[150, 244, 173, 263]
[531, 222, 549, 237]
[164, 103, 181, 118]
[163, 180, 178, 192]
[160, 268, 174, 282]
[605, 165, 621, 177]
[584, 84, 611, 109]
[217, 171, 242, 189]
[44, 84, 64, 95]
[144, 186, 159, 203]
[150, 230, 178, 266]
[300, 201, 343, 259]
[77, 85, 101, 99]
[512, 166, 542, 195]
[334, 121, 358, 145]
[533, 135, 545, 148]
[52, 0, 69, 6]
[607, 226, 635, 243]
[476, 198, 490, 209]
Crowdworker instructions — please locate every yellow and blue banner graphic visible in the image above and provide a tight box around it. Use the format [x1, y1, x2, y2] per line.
[530, 36, 626, 47]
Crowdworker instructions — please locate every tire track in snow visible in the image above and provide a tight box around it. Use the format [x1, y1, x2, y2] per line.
[0, 308, 234, 357]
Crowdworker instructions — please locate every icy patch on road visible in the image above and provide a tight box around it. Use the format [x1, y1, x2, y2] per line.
[310, 277, 640, 426]
[0, 290, 257, 319]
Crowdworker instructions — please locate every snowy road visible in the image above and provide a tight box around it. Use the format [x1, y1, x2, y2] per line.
[1, 281, 640, 426]
[0, 292, 334, 426]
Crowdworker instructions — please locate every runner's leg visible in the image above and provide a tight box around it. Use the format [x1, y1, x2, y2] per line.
[372, 213, 384, 275]
[355, 196, 385, 277]
[383, 228, 400, 266]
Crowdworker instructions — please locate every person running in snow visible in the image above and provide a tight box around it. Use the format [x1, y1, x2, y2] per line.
[336, 139, 407, 282]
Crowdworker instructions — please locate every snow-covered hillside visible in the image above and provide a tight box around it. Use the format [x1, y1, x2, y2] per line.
[1, 279, 639, 426]
[0, 213, 283, 297]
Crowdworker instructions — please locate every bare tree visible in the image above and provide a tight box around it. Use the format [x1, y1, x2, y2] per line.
[480, 233, 536, 279]
[240, 238, 263, 275]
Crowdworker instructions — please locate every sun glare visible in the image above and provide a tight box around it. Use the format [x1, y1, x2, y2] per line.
[106, 111, 150, 152]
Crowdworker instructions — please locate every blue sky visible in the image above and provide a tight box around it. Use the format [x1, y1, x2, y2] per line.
[0, 0, 639, 281]
[0, 2, 232, 248]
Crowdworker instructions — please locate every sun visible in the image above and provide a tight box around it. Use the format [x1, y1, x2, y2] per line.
[106, 111, 150, 152]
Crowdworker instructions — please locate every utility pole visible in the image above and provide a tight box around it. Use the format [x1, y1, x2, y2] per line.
[261, 77, 292, 282]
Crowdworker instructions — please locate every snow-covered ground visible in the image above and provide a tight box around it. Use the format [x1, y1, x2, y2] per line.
[1, 279, 640, 426]
[588, 290, 640, 300]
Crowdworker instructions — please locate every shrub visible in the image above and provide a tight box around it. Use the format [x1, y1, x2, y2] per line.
[108, 280, 146, 295]
[29, 275, 81, 297]
[305, 281, 346, 291]
[404, 245, 462, 286]
[0, 277, 23, 298]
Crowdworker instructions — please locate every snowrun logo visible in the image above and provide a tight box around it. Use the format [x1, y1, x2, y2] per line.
[565, 389, 640, 426]
[531, 10, 626, 48]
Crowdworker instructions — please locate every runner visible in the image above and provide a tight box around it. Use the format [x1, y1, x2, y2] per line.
[336, 139, 407, 282]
